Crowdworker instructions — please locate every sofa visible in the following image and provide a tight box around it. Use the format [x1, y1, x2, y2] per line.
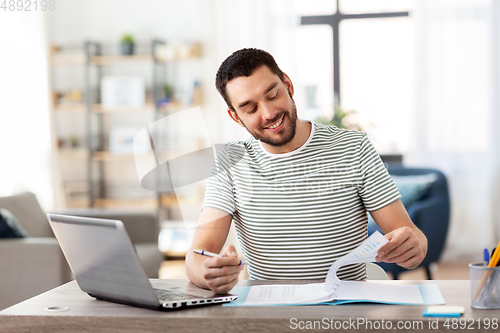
[0, 192, 164, 310]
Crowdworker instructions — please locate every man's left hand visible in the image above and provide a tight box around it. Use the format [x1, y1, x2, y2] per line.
[375, 226, 426, 269]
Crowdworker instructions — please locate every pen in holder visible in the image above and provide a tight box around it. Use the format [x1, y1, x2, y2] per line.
[470, 263, 500, 309]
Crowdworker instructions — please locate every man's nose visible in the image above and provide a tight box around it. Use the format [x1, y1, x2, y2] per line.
[261, 102, 277, 120]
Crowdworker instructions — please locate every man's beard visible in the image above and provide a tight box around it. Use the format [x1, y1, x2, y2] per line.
[239, 99, 298, 147]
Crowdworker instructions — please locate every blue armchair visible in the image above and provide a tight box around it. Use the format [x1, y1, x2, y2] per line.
[368, 164, 451, 279]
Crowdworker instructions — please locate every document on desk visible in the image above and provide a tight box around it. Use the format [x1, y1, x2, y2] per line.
[243, 281, 425, 306]
[243, 283, 333, 305]
[242, 232, 435, 306]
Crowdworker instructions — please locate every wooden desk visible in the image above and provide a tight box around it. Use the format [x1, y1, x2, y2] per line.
[0, 279, 498, 333]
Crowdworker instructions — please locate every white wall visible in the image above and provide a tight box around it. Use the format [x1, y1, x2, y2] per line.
[0, 10, 53, 208]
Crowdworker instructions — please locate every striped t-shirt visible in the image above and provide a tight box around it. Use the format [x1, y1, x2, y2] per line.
[202, 122, 401, 280]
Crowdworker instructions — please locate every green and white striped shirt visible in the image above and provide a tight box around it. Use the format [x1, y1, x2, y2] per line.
[202, 122, 401, 280]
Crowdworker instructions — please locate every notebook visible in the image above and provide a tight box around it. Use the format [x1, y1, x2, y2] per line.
[223, 232, 445, 306]
[46, 213, 237, 310]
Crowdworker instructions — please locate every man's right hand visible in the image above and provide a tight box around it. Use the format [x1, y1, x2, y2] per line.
[201, 245, 244, 294]
[185, 208, 242, 294]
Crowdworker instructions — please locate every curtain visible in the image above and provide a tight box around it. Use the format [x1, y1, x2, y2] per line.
[409, 0, 499, 261]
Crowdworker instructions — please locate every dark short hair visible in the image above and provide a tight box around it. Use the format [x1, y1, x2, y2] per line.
[215, 48, 285, 110]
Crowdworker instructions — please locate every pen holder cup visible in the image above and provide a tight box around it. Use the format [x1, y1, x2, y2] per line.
[470, 263, 500, 309]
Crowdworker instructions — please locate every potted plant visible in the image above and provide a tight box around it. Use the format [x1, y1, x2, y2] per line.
[69, 135, 79, 148]
[315, 106, 362, 131]
[163, 84, 174, 100]
[120, 34, 135, 55]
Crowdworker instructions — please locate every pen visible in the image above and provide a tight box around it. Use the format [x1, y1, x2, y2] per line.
[491, 246, 500, 267]
[193, 249, 247, 265]
[483, 246, 500, 305]
[484, 248, 490, 266]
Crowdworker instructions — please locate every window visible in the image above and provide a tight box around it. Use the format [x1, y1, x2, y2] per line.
[296, 0, 414, 153]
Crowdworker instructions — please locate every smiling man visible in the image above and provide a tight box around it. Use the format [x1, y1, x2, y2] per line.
[186, 48, 427, 294]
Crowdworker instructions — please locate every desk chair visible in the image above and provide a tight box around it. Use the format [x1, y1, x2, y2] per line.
[366, 263, 388, 280]
[368, 164, 450, 279]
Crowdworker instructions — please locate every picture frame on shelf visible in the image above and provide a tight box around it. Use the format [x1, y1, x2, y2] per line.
[101, 76, 145, 109]
[108, 125, 149, 155]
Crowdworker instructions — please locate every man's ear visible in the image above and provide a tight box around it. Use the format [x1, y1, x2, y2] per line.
[283, 72, 294, 97]
[227, 108, 244, 127]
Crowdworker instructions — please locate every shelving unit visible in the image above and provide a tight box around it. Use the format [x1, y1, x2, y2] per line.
[50, 40, 202, 215]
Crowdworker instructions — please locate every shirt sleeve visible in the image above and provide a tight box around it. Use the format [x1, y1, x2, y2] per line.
[357, 134, 401, 211]
[201, 143, 238, 216]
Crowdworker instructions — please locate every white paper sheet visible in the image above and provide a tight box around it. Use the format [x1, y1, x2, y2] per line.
[244, 283, 333, 305]
[243, 231, 414, 306]
[334, 281, 424, 304]
[324, 231, 388, 291]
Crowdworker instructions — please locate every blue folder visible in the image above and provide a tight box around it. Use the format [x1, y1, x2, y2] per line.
[224, 284, 445, 307]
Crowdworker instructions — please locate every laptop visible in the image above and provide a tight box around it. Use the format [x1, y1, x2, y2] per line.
[46, 213, 238, 310]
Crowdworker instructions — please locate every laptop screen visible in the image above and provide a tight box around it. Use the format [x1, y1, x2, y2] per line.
[47, 214, 159, 307]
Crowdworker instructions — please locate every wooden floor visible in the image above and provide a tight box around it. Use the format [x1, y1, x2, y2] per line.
[159, 260, 471, 280]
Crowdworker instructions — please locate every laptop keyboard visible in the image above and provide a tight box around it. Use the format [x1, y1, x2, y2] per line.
[153, 288, 206, 302]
